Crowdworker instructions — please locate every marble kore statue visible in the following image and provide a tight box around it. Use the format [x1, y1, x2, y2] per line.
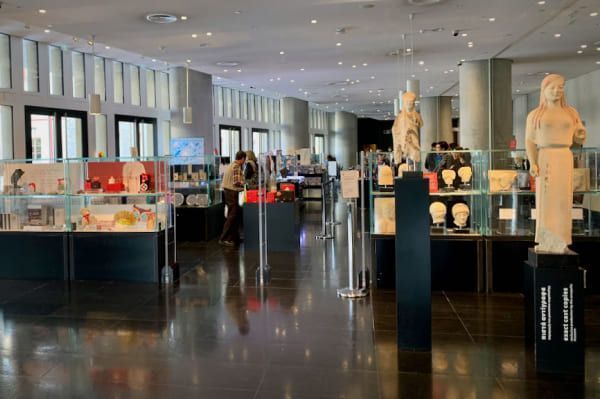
[525, 74, 586, 253]
[391, 91, 423, 165]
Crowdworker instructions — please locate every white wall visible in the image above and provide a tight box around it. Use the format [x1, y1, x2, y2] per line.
[0, 36, 171, 159]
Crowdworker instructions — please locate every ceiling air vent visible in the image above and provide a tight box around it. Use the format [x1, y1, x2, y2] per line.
[405, 0, 445, 5]
[145, 13, 178, 24]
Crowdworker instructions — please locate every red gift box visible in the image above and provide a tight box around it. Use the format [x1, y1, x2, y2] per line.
[106, 183, 125, 193]
[267, 192, 276, 203]
[246, 189, 267, 203]
[280, 183, 295, 192]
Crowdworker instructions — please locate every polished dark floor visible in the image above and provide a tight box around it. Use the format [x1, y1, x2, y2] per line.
[0, 203, 597, 398]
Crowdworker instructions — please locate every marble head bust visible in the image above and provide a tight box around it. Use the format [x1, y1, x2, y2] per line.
[451, 203, 470, 228]
[429, 202, 447, 224]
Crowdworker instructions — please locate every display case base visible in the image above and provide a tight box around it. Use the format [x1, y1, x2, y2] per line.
[0, 232, 69, 280]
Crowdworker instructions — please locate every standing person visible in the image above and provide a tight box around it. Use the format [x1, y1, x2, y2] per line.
[219, 151, 247, 247]
[244, 150, 259, 189]
[425, 142, 437, 171]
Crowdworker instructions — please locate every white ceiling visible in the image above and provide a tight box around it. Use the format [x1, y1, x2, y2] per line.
[0, 0, 599, 120]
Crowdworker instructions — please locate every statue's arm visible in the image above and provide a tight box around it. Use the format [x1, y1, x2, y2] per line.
[572, 108, 586, 145]
[525, 112, 539, 177]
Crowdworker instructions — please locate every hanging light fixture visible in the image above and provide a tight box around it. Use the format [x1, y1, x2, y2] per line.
[183, 61, 192, 124]
[88, 35, 101, 115]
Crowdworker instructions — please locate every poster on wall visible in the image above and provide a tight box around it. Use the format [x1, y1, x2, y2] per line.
[170, 138, 205, 165]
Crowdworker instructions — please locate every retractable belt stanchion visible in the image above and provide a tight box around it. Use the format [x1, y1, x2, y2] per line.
[256, 155, 271, 284]
[162, 161, 174, 285]
[337, 199, 367, 299]
[316, 179, 334, 240]
[327, 177, 340, 226]
[359, 151, 369, 290]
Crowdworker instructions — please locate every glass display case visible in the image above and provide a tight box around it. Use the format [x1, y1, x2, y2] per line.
[367, 150, 487, 236]
[485, 148, 599, 237]
[0, 158, 71, 232]
[66, 156, 171, 233]
[170, 155, 222, 208]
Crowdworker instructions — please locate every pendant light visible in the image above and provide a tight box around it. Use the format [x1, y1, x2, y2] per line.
[182, 61, 192, 124]
[88, 35, 101, 115]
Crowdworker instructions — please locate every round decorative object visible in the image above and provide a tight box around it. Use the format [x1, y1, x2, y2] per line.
[185, 194, 197, 206]
[174, 193, 184, 207]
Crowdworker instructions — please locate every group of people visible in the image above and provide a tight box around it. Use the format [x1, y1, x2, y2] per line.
[219, 150, 262, 247]
[424, 141, 471, 174]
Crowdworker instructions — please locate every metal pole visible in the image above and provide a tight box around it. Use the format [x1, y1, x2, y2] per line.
[337, 200, 367, 298]
[327, 177, 341, 226]
[162, 158, 174, 285]
[360, 151, 368, 291]
[256, 154, 271, 284]
[316, 180, 333, 240]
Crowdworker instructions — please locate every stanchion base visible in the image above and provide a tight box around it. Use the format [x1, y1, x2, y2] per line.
[255, 265, 271, 284]
[315, 234, 334, 240]
[337, 288, 368, 299]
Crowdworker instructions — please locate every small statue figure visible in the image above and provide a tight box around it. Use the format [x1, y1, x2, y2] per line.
[11, 169, 24, 190]
[391, 91, 423, 166]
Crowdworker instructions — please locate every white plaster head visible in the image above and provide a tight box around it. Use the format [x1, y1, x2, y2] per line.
[458, 166, 472, 184]
[429, 202, 447, 224]
[378, 165, 393, 185]
[402, 91, 417, 112]
[452, 203, 470, 228]
[442, 169, 456, 186]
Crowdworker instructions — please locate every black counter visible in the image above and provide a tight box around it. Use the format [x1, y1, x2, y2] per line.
[243, 201, 300, 252]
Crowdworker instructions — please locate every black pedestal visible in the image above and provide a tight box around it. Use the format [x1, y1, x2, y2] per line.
[394, 176, 431, 352]
[243, 201, 300, 252]
[525, 248, 585, 374]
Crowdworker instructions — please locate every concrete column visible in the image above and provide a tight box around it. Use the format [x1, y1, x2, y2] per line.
[459, 59, 513, 150]
[407, 79, 420, 101]
[281, 97, 309, 153]
[420, 96, 453, 150]
[170, 66, 214, 152]
[512, 94, 528, 149]
[333, 111, 358, 169]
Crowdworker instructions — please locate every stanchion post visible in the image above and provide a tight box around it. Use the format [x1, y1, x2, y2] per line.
[359, 151, 369, 291]
[256, 154, 271, 284]
[337, 200, 367, 299]
[162, 159, 174, 285]
[316, 179, 333, 240]
[327, 177, 341, 226]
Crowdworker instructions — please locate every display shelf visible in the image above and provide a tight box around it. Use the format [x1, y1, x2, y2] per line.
[170, 154, 222, 209]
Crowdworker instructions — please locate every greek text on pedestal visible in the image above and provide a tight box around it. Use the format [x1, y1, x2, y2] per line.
[540, 286, 552, 341]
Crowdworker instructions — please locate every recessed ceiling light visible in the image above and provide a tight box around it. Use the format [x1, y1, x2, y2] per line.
[338, 61, 343, 65]
[369, 90, 373, 93]
[352, 65, 357, 68]
[237, 69, 242, 72]
[279, 51, 285, 55]
[192, 34, 198, 38]
[488, 17, 496, 22]
[596, 61, 600, 64]
[362, 63, 368, 67]
[300, 68, 305, 71]
[223, 69, 228, 72]
[38, 9, 47, 14]
[186, 59, 192, 63]
[44, 29, 51, 33]
[468, 42, 474, 47]
[537, 0, 546, 4]
[370, 75, 375, 79]
[234, 10, 242, 15]
[406, 48, 412, 52]
[206, 32, 213, 36]
[241, 83, 245, 86]
[590, 12, 598, 17]
[554, 33, 561, 38]
[461, 33, 468, 37]
[261, 88, 264, 92]
[152, 59, 157, 62]
[180, 16, 188, 21]
[424, 68, 429, 72]
[581, 44, 588, 49]
[276, 77, 281, 81]
[461, 59, 466, 62]
[311, 19, 318, 24]
[105, 46, 111, 50]
[341, 88, 345, 91]
[269, 78, 274, 82]
[336, 42, 342, 47]
[290, 79, 295, 83]
[418, 60, 425, 65]
[449, 69, 454, 72]
[577, 50, 583, 54]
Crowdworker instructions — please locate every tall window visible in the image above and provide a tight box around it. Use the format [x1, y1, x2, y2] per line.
[94, 56, 105, 101]
[157, 71, 169, 110]
[252, 129, 269, 155]
[161, 121, 171, 155]
[130, 65, 140, 106]
[0, 34, 10, 89]
[95, 115, 107, 156]
[113, 61, 124, 103]
[72, 52, 85, 98]
[0, 105, 12, 159]
[48, 46, 63, 95]
[146, 69, 156, 108]
[219, 126, 241, 158]
[115, 116, 156, 158]
[314, 134, 325, 160]
[22, 40, 38, 92]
